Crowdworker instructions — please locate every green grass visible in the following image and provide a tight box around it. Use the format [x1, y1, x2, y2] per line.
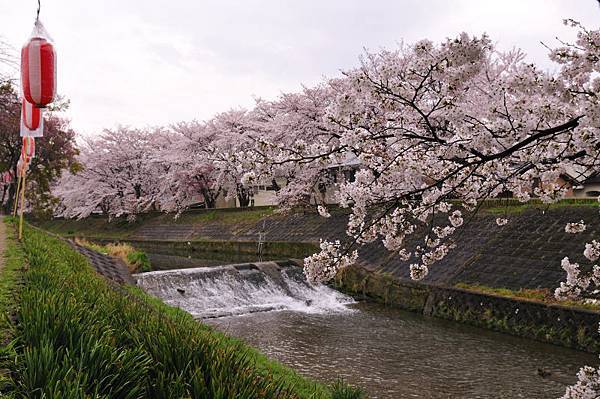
[481, 198, 600, 215]
[127, 250, 152, 272]
[32, 216, 143, 239]
[330, 379, 365, 399]
[10, 221, 363, 398]
[173, 207, 275, 225]
[455, 283, 600, 311]
[31, 207, 277, 240]
[0, 218, 26, 396]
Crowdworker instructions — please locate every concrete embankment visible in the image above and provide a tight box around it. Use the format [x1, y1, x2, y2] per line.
[334, 265, 599, 353]
[60, 204, 598, 291]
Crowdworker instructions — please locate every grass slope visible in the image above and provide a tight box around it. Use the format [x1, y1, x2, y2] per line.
[0, 219, 26, 396]
[75, 238, 151, 273]
[33, 208, 276, 240]
[10, 221, 361, 398]
[455, 283, 600, 312]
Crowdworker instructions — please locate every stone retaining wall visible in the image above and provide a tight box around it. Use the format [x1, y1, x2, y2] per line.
[335, 265, 600, 353]
[95, 238, 318, 263]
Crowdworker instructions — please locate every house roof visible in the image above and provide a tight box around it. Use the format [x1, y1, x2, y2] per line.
[563, 167, 600, 186]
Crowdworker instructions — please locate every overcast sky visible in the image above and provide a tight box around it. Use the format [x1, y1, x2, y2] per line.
[1, 1, 599, 135]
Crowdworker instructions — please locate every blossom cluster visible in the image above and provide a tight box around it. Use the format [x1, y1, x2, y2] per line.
[561, 365, 600, 399]
[495, 218, 509, 226]
[303, 240, 358, 285]
[584, 241, 600, 262]
[565, 220, 587, 234]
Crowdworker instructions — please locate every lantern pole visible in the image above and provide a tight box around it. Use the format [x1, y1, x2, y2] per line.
[18, 172, 27, 240]
[12, 176, 21, 217]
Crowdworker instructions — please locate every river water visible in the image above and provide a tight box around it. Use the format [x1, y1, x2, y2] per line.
[209, 303, 594, 399]
[135, 261, 597, 399]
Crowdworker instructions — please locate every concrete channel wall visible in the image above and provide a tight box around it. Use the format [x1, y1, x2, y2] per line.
[334, 265, 599, 353]
[122, 205, 599, 290]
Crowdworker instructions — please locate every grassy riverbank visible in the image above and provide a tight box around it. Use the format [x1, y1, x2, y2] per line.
[32, 199, 599, 242]
[454, 283, 600, 312]
[0, 220, 362, 398]
[480, 198, 599, 214]
[75, 238, 152, 273]
[32, 207, 275, 240]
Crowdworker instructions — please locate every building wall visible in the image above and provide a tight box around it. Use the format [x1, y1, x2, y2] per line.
[573, 182, 600, 199]
[249, 189, 278, 207]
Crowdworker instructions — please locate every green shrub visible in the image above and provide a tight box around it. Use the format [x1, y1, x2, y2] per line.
[127, 250, 151, 272]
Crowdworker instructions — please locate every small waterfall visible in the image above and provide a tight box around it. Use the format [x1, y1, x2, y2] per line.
[134, 261, 355, 319]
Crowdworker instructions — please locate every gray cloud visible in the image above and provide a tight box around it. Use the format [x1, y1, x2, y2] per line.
[1, 1, 598, 134]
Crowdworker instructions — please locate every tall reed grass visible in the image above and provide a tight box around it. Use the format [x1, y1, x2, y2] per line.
[74, 238, 151, 273]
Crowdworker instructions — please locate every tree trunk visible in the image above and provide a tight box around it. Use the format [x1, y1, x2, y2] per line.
[100, 199, 111, 218]
[134, 184, 142, 199]
[201, 187, 220, 209]
[236, 184, 251, 208]
[0, 184, 7, 212]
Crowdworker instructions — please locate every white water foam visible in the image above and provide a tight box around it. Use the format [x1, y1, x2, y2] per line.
[134, 262, 355, 319]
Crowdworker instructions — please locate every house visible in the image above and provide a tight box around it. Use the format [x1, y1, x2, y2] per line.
[571, 173, 600, 199]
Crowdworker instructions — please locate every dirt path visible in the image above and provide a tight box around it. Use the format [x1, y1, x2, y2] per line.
[0, 217, 6, 273]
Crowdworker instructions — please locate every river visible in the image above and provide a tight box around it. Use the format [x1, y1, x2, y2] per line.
[209, 302, 594, 399]
[135, 260, 596, 399]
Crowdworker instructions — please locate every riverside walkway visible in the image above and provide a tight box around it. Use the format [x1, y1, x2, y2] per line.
[0, 218, 5, 273]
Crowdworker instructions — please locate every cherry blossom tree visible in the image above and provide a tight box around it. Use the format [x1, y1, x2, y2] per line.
[54, 127, 171, 220]
[247, 85, 350, 209]
[157, 121, 222, 212]
[54, 111, 261, 218]
[241, 22, 599, 398]
[251, 31, 586, 281]
[206, 109, 258, 207]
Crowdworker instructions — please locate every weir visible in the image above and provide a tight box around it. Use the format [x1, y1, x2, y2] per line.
[133, 261, 355, 319]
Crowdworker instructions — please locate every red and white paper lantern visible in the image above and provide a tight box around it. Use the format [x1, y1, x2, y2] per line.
[21, 98, 41, 130]
[21, 136, 35, 160]
[20, 97, 44, 137]
[21, 20, 56, 108]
